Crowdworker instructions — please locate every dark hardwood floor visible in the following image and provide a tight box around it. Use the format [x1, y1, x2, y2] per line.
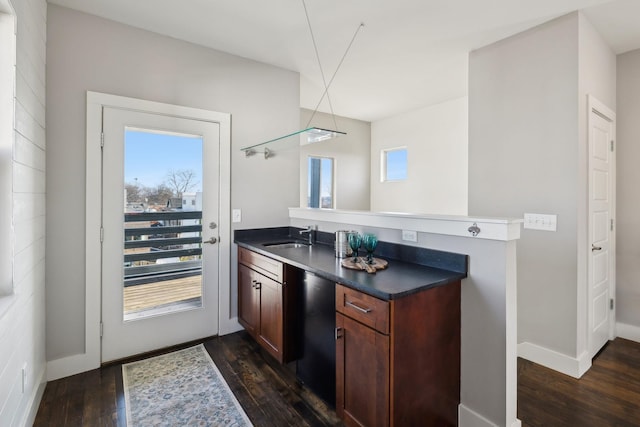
[518, 338, 640, 426]
[34, 332, 341, 427]
[34, 333, 640, 426]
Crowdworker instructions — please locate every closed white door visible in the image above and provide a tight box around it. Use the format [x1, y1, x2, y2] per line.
[101, 107, 220, 362]
[588, 99, 616, 359]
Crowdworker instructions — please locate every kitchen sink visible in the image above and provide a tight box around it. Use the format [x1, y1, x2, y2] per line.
[263, 241, 311, 249]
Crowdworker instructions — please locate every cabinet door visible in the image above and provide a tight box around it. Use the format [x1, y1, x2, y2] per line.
[258, 274, 284, 361]
[238, 264, 259, 336]
[336, 313, 390, 427]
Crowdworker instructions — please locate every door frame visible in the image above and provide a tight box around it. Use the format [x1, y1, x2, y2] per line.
[586, 94, 616, 359]
[85, 91, 236, 368]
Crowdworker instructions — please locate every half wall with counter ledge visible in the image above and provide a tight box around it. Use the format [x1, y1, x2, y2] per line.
[289, 208, 523, 427]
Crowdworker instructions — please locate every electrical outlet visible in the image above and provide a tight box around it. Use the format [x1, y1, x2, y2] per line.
[402, 230, 418, 242]
[523, 213, 557, 231]
[232, 209, 242, 223]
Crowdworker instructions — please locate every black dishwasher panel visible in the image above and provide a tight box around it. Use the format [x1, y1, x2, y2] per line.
[297, 271, 336, 406]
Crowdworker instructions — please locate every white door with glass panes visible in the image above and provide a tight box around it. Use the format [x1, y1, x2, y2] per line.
[101, 107, 220, 362]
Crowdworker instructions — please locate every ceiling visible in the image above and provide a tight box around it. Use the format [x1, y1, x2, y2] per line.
[47, 0, 640, 122]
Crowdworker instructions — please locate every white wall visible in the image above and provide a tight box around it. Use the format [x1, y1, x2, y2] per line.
[469, 12, 616, 376]
[370, 96, 468, 215]
[0, 0, 47, 425]
[299, 108, 370, 210]
[616, 48, 640, 339]
[470, 12, 579, 359]
[576, 12, 617, 362]
[46, 5, 300, 361]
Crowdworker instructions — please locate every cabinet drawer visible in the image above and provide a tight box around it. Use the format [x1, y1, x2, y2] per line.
[336, 284, 389, 334]
[238, 247, 283, 282]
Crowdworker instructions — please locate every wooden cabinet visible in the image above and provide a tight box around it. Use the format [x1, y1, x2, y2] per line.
[256, 273, 283, 355]
[336, 281, 461, 427]
[238, 247, 300, 363]
[336, 312, 390, 427]
[238, 263, 259, 336]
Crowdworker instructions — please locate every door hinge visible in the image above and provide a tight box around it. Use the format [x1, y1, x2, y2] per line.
[100, 322, 104, 338]
[335, 327, 343, 340]
[100, 132, 105, 148]
[610, 219, 614, 231]
[610, 299, 614, 310]
[100, 227, 104, 243]
[610, 140, 614, 152]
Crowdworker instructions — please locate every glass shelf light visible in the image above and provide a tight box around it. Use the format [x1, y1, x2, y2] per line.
[241, 127, 346, 156]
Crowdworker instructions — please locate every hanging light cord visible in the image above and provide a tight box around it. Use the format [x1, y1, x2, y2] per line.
[301, 0, 337, 130]
[301, 0, 364, 130]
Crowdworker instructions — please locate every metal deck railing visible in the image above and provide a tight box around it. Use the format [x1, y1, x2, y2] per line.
[123, 210, 203, 287]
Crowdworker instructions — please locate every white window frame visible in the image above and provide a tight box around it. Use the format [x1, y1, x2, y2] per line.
[0, 5, 16, 306]
[307, 156, 335, 209]
[381, 146, 408, 182]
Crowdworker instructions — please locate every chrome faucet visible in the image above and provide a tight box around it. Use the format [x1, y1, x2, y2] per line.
[299, 225, 317, 245]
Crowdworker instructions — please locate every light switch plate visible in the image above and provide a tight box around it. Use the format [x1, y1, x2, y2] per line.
[402, 230, 418, 242]
[232, 209, 242, 223]
[523, 213, 557, 231]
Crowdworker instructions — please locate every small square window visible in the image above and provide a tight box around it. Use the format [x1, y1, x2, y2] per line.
[382, 148, 407, 182]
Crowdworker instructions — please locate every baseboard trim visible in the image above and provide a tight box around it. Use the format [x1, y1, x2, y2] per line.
[617, 322, 640, 343]
[20, 367, 46, 427]
[458, 404, 521, 427]
[459, 404, 497, 427]
[47, 320, 242, 382]
[518, 342, 591, 379]
[46, 352, 100, 382]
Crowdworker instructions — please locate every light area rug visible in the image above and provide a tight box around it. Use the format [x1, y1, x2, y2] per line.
[122, 344, 253, 426]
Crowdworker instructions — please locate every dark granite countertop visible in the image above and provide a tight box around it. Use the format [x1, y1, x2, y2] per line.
[234, 227, 468, 300]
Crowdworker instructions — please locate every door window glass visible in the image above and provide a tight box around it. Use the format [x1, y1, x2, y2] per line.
[123, 129, 204, 321]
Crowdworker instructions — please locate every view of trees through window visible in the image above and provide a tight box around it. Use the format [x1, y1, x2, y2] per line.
[122, 129, 205, 319]
[125, 169, 198, 206]
[124, 129, 203, 207]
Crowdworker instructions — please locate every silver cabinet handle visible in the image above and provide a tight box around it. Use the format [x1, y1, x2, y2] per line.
[203, 237, 218, 244]
[592, 244, 602, 251]
[346, 301, 372, 314]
